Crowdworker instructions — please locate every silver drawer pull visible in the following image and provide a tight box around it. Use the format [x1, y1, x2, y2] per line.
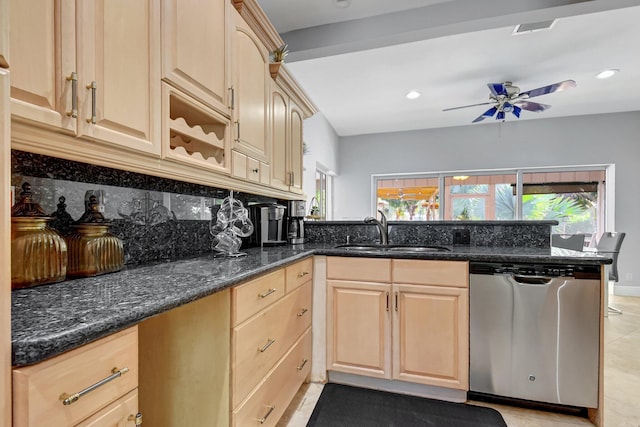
[60, 367, 129, 406]
[86, 81, 97, 124]
[128, 413, 143, 426]
[297, 358, 308, 371]
[258, 338, 276, 353]
[258, 405, 275, 424]
[66, 72, 78, 118]
[297, 308, 308, 317]
[297, 271, 310, 278]
[258, 288, 277, 298]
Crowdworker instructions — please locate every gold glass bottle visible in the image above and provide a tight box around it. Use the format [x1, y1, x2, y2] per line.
[66, 195, 124, 277]
[11, 182, 68, 289]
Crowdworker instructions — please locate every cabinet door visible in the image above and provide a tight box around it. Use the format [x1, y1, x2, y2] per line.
[327, 280, 391, 379]
[77, 0, 160, 155]
[9, 0, 76, 133]
[232, 10, 268, 162]
[288, 100, 304, 194]
[269, 86, 288, 191]
[392, 283, 469, 390]
[75, 389, 139, 427]
[161, 0, 229, 113]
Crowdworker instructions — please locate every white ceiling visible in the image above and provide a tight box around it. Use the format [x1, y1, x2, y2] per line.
[256, 0, 640, 136]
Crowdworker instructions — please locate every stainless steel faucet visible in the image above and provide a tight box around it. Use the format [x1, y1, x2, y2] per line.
[364, 210, 388, 245]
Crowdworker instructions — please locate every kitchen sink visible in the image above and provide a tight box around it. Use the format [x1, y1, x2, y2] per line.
[334, 244, 450, 253]
[385, 245, 451, 252]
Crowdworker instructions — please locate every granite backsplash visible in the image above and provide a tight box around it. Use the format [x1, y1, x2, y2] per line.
[11, 150, 278, 265]
[304, 220, 555, 248]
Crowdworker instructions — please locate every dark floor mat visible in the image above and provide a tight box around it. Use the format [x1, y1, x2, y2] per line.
[306, 383, 508, 427]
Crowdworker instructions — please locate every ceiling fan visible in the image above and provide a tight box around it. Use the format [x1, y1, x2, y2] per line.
[443, 80, 576, 123]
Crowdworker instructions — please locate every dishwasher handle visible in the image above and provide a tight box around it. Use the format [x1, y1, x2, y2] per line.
[512, 275, 553, 285]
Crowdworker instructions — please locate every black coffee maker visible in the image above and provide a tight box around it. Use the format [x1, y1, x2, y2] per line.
[247, 203, 287, 246]
[287, 200, 306, 244]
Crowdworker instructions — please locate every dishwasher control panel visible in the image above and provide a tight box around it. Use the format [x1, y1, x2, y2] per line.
[470, 263, 600, 278]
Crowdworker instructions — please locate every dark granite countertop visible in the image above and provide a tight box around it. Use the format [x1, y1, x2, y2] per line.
[12, 243, 611, 367]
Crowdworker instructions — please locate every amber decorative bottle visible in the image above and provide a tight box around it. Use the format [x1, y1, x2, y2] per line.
[11, 182, 68, 289]
[66, 195, 124, 277]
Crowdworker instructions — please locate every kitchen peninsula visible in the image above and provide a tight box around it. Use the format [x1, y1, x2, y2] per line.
[11, 238, 611, 426]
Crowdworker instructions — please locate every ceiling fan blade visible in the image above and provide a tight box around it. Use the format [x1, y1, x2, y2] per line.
[443, 102, 493, 112]
[520, 80, 576, 98]
[487, 83, 507, 96]
[517, 101, 552, 112]
[472, 106, 498, 123]
[496, 110, 506, 120]
[512, 105, 522, 118]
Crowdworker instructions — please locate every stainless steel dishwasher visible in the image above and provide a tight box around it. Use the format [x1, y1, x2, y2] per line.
[469, 263, 601, 408]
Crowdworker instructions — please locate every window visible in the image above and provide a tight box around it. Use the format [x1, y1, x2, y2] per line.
[314, 168, 333, 220]
[376, 177, 439, 220]
[521, 170, 605, 242]
[443, 174, 516, 220]
[373, 166, 608, 242]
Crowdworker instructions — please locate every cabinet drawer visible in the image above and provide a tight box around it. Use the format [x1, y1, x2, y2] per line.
[232, 328, 312, 427]
[75, 389, 139, 427]
[232, 281, 312, 407]
[13, 327, 138, 427]
[285, 257, 313, 293]
[392, 259, 468, 288]
[232, 269, 285, 327]
[327, 256, 391, 282]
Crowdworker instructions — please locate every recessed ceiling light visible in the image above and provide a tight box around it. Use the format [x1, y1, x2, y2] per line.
[334, 0, 351, 8]
[596, 69, 619, 79]
[405, 90, 421, 100]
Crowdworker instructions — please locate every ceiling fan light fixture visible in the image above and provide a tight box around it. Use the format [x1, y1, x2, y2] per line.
[405, 90, 421, 100]
[596, 69, 619, 79]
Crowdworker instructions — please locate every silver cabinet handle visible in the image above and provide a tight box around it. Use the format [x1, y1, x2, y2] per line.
[386, 291, 390, 312]
[297, 308, 308, 317]
[297, 271, 309, 278]
[235, 120, 240, 142]
[229, 86, 235, 110]
[258, 338, 276, 353]
[86, 81, 97, 124]
[59, 367, 129, 405]
[395, 292, 399, 312]
[66, 72, 78, 118]
[297, 358, 308, 371]
[258, 288, 277, 298]
[128, 413, 143, 426]
[258, 405, 275, 424]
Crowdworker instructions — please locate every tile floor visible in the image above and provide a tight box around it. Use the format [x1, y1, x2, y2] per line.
[277, 294, 640, 427]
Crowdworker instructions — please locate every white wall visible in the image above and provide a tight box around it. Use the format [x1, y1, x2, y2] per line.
[333, 112, 640, 293]
[302, 113, 339, 218]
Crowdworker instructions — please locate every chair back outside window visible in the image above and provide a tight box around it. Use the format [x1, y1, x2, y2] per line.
[551, 234, 585, 251]
[596, 232, 626, 281]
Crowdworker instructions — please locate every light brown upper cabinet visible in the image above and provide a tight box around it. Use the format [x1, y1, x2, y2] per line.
[270, 82, 304, 194]
[161, 0, 230, 116]
[230, 8, 269, 163]
[9, 0, 161, 155]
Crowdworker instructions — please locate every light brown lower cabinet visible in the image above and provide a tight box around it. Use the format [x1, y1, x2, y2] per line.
[231, 258, 313, 427]
[138, 257, 313, 426]
[327, 257, 469, 390]
[12, 326, 140, 427]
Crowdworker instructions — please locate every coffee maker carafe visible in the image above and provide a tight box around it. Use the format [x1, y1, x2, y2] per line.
[287, 200, 306, 244]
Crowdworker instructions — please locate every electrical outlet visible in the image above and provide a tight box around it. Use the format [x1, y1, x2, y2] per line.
[453, 228, 470, 245]
[626, 273, 633, 282]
